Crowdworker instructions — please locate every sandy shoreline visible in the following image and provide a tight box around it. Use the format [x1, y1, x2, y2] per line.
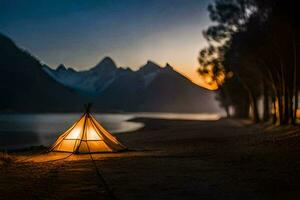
[1, 118, 300, 200]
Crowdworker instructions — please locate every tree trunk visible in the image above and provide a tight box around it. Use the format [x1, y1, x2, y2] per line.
[288, 87, 294, 124]
[281, 65, 289, 125]
[225, 105, 230, 118]
[236, 74, 259, 122]
[233, 103, 247, 118]
[252, 94, 260, 123]
[248, 89, 260, 123]
[263, 81, 270, 122]
[277, 92, 283, 125]
[293, 40, 298, 125]
[272, 97, 277, 124]
[285, 85, 292, 124]
[294, 91, 298, 125]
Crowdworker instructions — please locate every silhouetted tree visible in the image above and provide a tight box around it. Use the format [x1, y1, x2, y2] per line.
[199, 0, 300, 125]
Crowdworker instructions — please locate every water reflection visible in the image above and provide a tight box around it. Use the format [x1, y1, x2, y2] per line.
[0, 113, 220, 149]
[0, 131, 40, 149]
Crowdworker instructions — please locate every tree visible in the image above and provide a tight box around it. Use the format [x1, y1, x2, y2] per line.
[198, 0, 300, 125]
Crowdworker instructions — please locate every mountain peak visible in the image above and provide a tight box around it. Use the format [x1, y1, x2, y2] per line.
[139, 60, 161, 74]
[102, 56, 115, 64]
[165, 63, 173, 70]
[91, 56, 117, 72]
[146, 60, 160, 66]
[57, 64, 67, 72]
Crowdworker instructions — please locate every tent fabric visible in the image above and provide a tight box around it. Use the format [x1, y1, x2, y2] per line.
[50, 113, 127, 153]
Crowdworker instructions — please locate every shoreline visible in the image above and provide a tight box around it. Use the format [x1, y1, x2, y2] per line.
[1, 118, 300, 199]
[0, 116, 222, 152]
[2, 116, 300, 153]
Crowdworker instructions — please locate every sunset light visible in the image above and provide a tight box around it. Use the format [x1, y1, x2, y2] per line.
[1, 0, 299, 199]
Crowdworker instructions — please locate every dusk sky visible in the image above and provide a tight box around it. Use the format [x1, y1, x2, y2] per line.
[0, 0, 213, 87]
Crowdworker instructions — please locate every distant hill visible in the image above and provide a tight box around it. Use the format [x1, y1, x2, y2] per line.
[0, 33, 86, 112]
[0, 33, 221, 113]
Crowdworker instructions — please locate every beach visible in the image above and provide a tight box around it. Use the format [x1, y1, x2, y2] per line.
[1, 118, 300, 200]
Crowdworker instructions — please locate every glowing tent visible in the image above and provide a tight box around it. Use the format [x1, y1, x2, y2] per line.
[50, 105, 127, 153]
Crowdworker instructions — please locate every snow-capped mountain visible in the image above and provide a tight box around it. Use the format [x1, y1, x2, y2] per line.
[43, 57, 122, 95]
[44, 58, 180, 95]
[1, 32, 220, 113]
[43, 57, 221, 113]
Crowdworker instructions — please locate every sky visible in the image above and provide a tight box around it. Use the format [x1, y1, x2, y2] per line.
[0, 0, 213, 88]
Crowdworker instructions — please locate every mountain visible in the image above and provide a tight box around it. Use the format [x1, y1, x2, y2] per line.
[0, 33, 86, 112]
[44, 58, 221, 113]
[43, 56, 124, 95]
[0, 33, 220, 113]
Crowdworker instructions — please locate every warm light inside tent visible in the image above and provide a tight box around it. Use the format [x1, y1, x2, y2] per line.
[65, 127, 82, 139]
[86, 120, 102, 140]
[50, 113, 126, 153]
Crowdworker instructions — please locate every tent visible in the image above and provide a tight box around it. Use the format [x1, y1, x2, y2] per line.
[50, 105, 127, 153]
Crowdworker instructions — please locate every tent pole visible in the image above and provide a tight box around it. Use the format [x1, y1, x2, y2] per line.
[75, 113, 88, 153]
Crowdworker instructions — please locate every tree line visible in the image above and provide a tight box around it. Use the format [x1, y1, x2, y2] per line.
[199, 0, 300, 125]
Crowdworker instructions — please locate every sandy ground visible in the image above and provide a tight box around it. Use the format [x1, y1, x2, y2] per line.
[1, 118, 300, 200]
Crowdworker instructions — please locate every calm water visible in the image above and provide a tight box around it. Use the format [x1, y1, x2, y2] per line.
[0, 113, 220, 149]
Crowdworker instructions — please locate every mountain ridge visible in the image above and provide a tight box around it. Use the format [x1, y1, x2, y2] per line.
[0, 33, 221, 113]
[44, 57, 205, 93]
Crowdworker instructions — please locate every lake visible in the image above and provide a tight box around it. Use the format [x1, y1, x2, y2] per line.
[0, 113, 220, 150]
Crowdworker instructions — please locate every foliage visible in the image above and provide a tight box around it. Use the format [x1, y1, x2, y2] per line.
[199, 0, 300, 124]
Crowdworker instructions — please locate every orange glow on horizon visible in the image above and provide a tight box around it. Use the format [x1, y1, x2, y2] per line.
[173, 67, 219, 91]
